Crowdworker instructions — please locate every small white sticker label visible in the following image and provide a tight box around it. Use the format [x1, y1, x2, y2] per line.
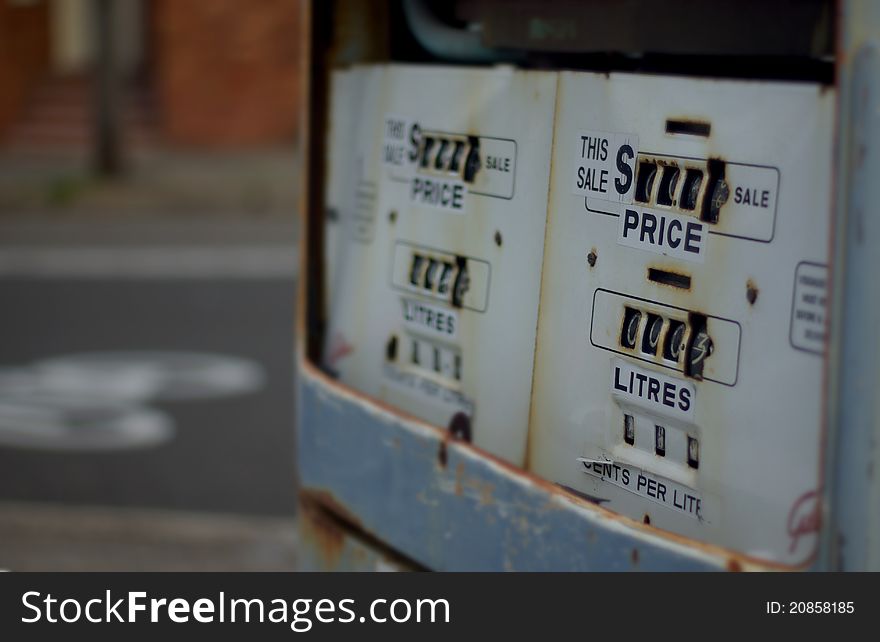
[611, 358, 696, 424]
[722, 163, 780, 242]
[473, 137, 516, 199]
[410, 176, 467, 213]
[382, 114, 415, 169]
[571, 129, 638, 203]
[578, 458, 706, 521]
[400, 298, 458, 340]
[727, 165, 778, 212]
[350, 177, 378, 243]
[618, 206, 707, 263]
[383, 362, 474, 415]
[790, 262, 828, 355]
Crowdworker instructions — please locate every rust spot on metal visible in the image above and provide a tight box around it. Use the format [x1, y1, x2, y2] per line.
[300, 489, 426, 572]
[437, 439, 448, 468]
[494, 230, 503, 247]
[388, 210, 397, 224]
[299, 488, 364, 531]
[447, 463, 497, 506]
[299, 497, 346, 567]
[746, 280, 759, 305]
[643, 514, 651, 525]
[726, 558, 743, 572]
[461, 477, 496, 506]
[587, 249, 597, 267]
[631, 548, 640, 566]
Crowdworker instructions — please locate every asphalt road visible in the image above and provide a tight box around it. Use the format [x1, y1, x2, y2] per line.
[0, 275, 299, 517]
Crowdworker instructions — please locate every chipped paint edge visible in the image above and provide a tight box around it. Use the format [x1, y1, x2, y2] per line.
[298, 356, 808, 571]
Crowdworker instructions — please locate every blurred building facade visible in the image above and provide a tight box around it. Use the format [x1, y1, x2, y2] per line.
[0, 0, 302, 151]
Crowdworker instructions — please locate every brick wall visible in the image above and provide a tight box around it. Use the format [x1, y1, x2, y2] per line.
[0, 0, 50, 138]
[152, 0, 302, 148]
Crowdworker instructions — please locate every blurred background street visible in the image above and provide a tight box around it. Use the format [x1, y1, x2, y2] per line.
[0, 0, 302, 570]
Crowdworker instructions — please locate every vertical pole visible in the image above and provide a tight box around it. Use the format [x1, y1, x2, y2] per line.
[93, 0, 122, 176]
[823, 0, 880, 571]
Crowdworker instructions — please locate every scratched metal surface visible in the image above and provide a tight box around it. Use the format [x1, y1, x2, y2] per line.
[297, 363, 736, 571]
[297, 501, 418, 572]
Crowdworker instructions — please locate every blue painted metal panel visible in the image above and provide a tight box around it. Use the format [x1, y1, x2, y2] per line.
[297, 363, 731, 571]
[297, 503, 417, 572]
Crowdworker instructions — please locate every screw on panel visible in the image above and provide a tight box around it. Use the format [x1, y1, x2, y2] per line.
[494, 230, 503, 247]
[388, 210, 397, 223]
[587, 250, 597, 267]
[746, 281, 759, 305]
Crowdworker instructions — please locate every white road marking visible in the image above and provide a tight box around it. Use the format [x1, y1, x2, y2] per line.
[0, 351, 267, 451]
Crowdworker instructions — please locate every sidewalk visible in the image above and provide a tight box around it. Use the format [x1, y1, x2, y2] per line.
[0, 146, 301, 277]
[0, 145, 300, 225]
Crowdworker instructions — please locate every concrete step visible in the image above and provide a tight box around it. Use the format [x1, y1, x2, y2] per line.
[2, 74, 159, 151]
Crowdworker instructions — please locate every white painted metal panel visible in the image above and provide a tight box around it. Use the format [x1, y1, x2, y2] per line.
[323, 65, 557, 467]
[529, 72, 834, 566]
